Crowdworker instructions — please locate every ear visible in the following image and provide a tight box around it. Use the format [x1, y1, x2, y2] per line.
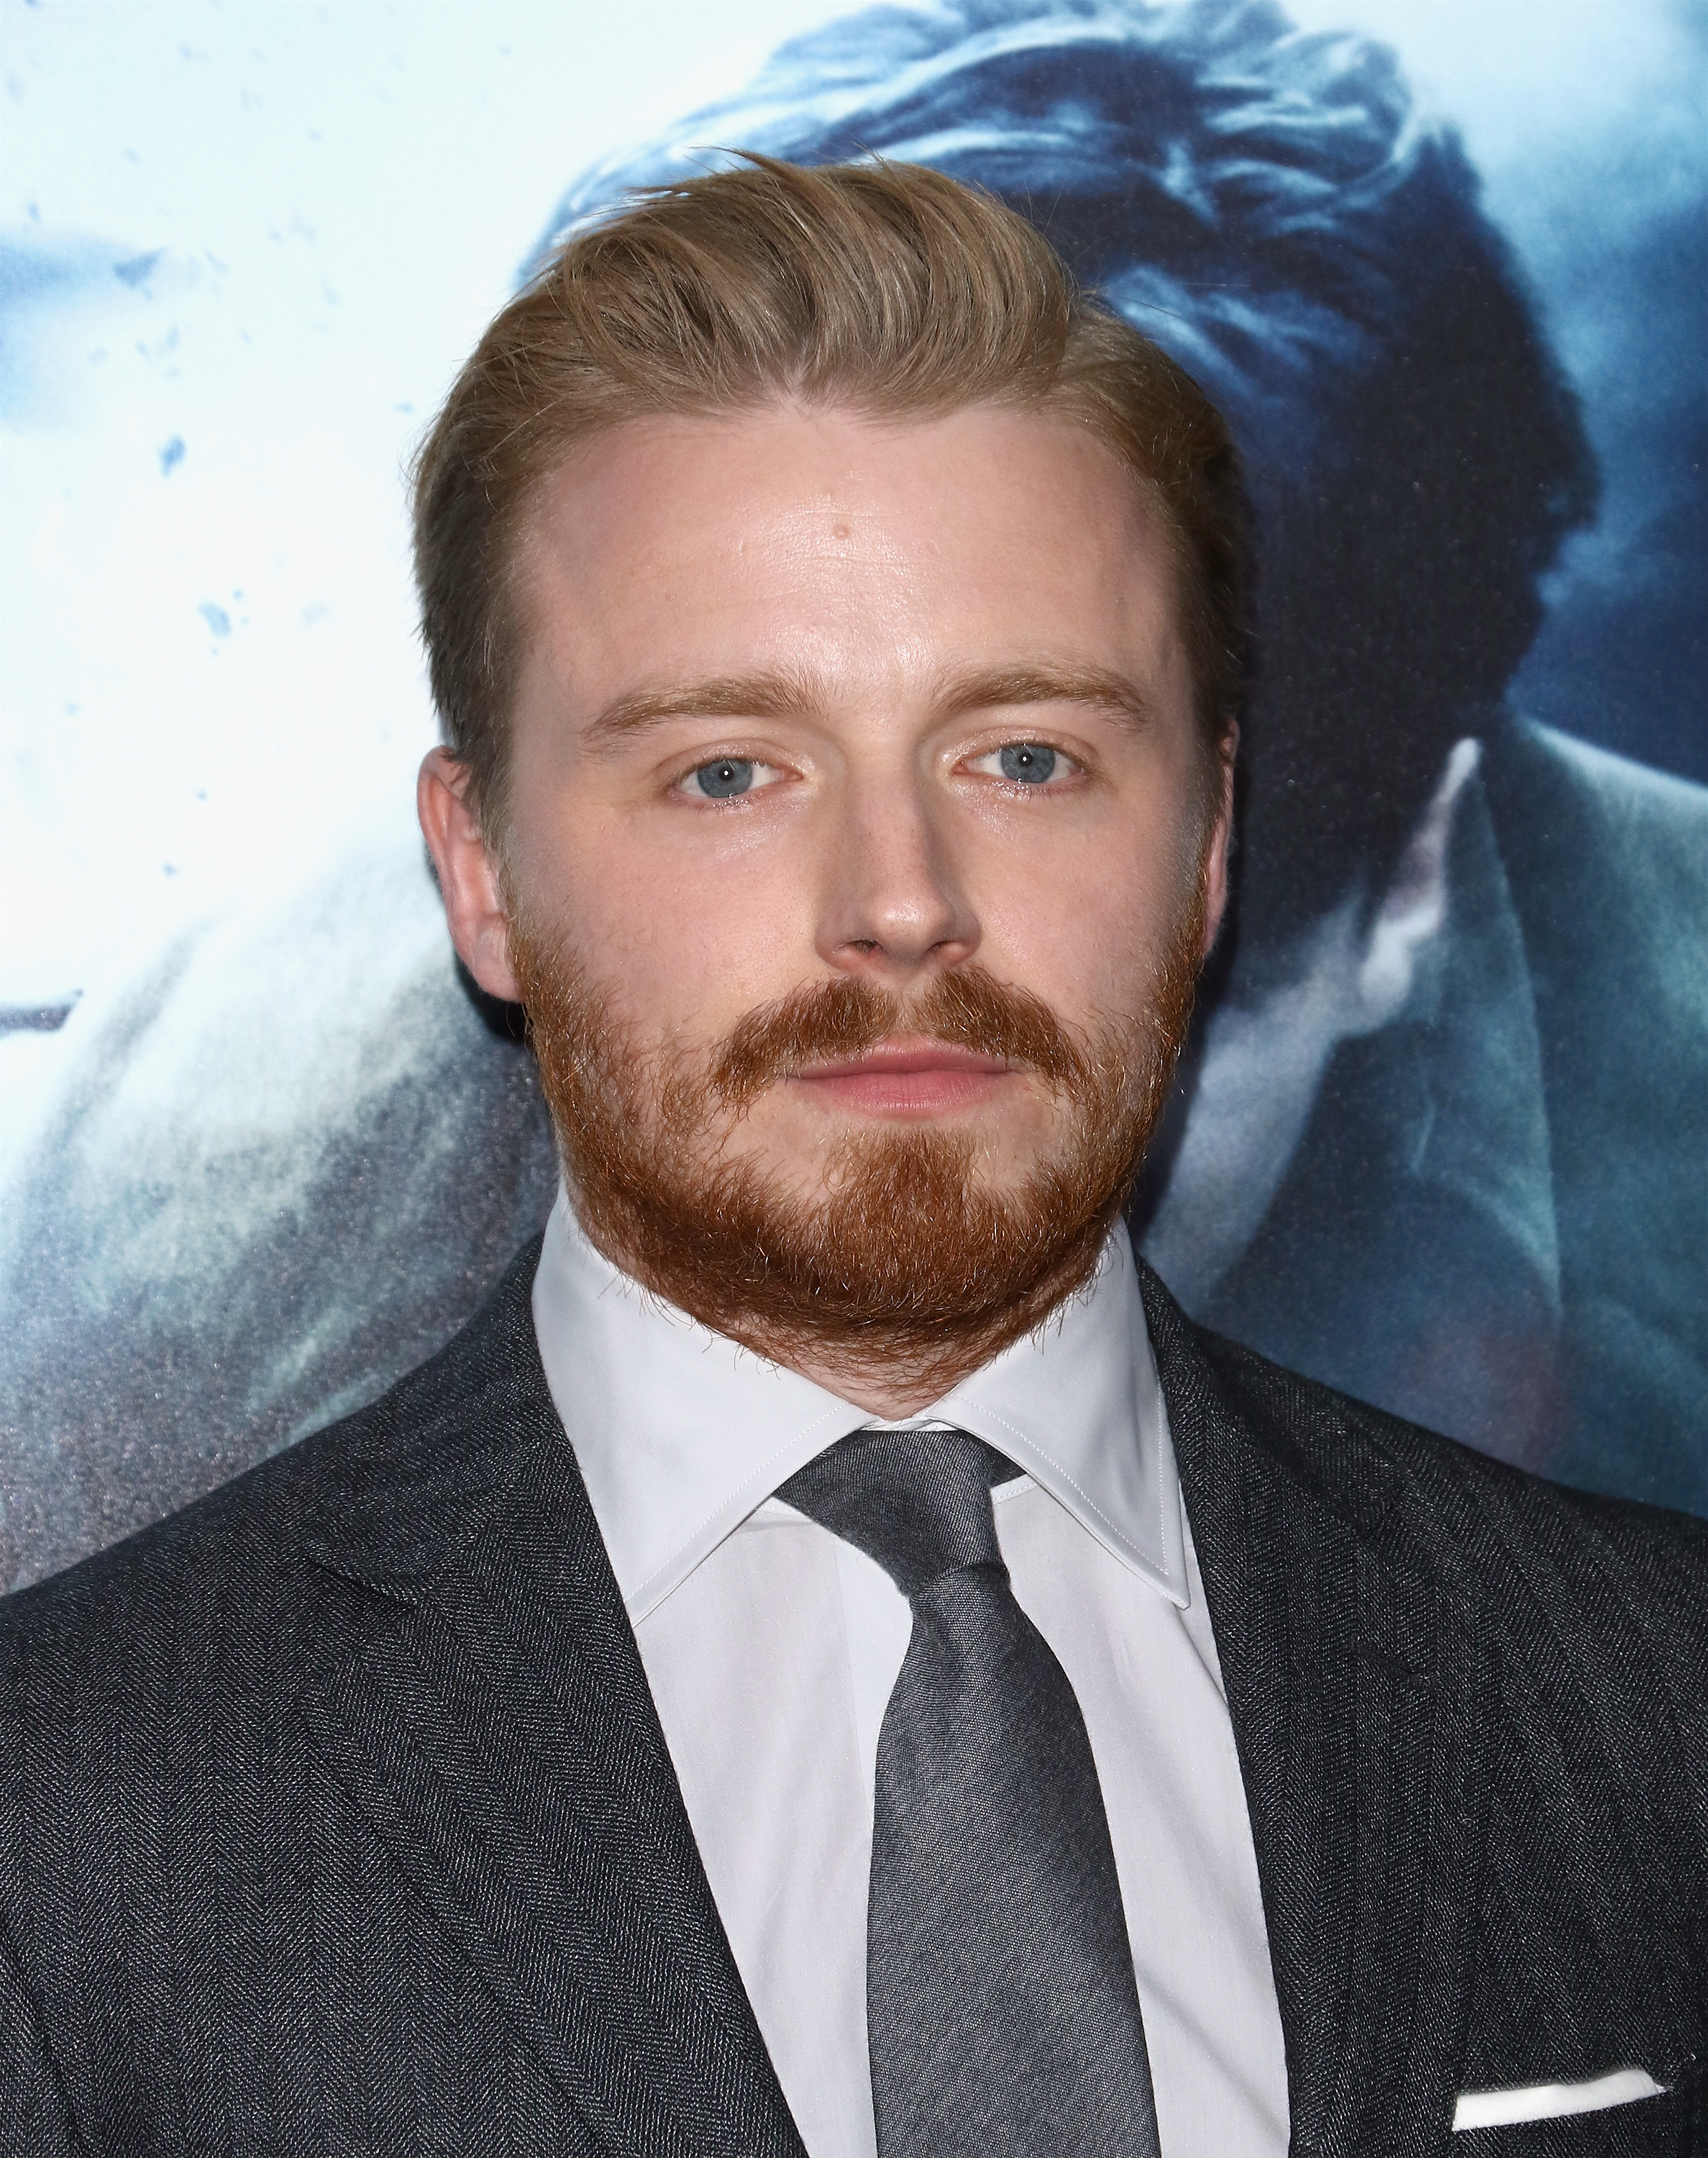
[1198, 721, 1239, 960]
[418, 748, 521, 1003]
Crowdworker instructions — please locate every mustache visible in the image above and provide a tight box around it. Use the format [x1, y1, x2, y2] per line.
[712, 967, 1090, 1108]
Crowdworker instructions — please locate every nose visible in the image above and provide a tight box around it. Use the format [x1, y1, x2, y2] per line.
[814, 766, 980, 983]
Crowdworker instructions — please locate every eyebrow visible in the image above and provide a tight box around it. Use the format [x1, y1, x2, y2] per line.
[581, 670, 820, 756]
[579, 659, 1154, 755]
[936, 663, 1155, 733]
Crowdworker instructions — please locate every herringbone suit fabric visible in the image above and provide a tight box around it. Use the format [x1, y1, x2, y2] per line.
[1, 1239, 1704, 2154]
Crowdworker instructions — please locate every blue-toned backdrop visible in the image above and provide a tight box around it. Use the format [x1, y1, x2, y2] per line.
[2, 0, 1704, 1592]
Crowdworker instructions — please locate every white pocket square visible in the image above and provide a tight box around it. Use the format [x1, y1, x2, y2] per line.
[1453, 2066, 1665, 2130]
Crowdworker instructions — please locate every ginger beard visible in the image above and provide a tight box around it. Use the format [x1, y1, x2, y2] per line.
[511, 891, 1205, 1398]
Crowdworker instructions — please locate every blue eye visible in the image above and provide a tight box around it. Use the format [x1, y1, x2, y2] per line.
[691, 757, 755, 799]
[998, 742, 1058, 785]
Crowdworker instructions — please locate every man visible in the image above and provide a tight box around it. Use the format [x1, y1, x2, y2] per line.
[4, 157, 1704, 2156]
[4, 2, 1703, 1609]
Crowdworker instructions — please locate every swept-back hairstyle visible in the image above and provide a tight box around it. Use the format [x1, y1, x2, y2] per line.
[414, 155, 1242, 828]
[536, 0, 1597, 952]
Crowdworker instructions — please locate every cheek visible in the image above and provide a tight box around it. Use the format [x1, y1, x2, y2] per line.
[974, 806, 1192, 1011]
[521, 803, 819, 1040]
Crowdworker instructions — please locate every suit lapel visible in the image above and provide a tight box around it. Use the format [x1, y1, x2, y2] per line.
[1141, 1266, 1494, 2158]
[294, 1255, 805, 2158]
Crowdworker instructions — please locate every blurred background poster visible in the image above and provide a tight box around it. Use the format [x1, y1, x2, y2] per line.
[3, 0, 1704, 1592]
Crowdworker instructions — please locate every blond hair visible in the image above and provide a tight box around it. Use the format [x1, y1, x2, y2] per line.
[412, 155, 1243, 822]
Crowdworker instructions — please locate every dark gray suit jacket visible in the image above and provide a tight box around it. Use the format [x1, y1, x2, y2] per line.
[3, 1243, 1705, 2154]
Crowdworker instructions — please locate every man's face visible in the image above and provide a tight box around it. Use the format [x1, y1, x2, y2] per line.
[429, 399, 1231, 1393]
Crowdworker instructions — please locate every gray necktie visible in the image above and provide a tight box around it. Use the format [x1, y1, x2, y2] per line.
[778, 1427, 1162, 2158]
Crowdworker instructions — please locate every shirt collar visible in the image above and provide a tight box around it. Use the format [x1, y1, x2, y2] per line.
[531, 1185, 1188, 1621]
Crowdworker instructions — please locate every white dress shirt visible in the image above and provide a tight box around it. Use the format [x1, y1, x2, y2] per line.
[533, 1188, 1290, 2158]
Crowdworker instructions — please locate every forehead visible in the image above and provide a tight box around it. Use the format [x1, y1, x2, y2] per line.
[516, 401, 1184, 709]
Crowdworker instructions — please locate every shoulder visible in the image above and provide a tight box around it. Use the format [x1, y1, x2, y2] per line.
[1159, 1284, 1708, 1944]
[1200, 1309, 1704, 1557]
[1477, 719, 1708, 1091]
[1177, 1298, 1708, 1715]
[1145, 1257, 1707, 1667]
[1487, 714, 1708, 834]
[0, 1236, 546, 1749]
[1482, 716, 1708, 938]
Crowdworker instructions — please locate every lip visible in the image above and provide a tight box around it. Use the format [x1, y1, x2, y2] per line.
[789, 1038, 1018, 1117]
[793, 1039, 1013, 1083]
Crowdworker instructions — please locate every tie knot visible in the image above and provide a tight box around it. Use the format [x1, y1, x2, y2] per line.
[777, 1427, 1010, 1598]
